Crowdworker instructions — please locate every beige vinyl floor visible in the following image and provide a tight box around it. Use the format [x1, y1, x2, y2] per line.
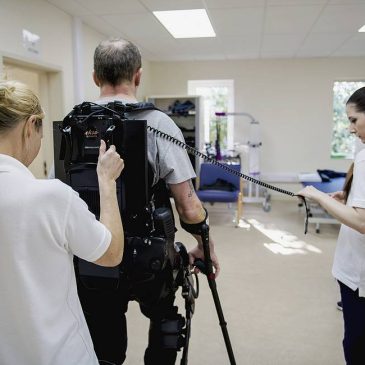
[123, 200, 344, 365]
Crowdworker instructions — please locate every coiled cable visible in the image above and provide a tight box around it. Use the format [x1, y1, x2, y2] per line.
[146, 125, 309, 233]
[70, 102, 309, 233]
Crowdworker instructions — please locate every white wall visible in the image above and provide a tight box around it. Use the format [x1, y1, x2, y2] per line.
[138, 59, 151, 101]
[0, 0, 76, 113]
[81, 22, 107, 102]
[149, 58, 365, 181]
[0, 0, 151, 109]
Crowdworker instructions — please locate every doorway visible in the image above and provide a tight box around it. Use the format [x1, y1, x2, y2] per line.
[2, 59, 62, 179]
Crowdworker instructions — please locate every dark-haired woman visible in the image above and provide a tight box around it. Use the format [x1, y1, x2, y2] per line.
[298, 87, 365, 365]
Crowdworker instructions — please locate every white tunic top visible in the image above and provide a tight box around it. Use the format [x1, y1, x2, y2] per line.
[332, 149, 365, 297]
[0, 154, 111, 365]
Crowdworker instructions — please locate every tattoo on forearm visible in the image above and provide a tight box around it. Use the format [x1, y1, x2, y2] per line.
[188, 180, 194, 198]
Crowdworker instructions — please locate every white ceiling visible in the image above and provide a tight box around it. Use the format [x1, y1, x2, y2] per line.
[46, 0, 365, 61]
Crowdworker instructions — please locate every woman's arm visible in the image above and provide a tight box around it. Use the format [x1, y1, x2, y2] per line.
[297, 186, 365, 234]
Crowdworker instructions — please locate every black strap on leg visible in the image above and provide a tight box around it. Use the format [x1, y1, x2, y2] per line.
[148, 314, 186, 350]
[174, 242, 199, 365]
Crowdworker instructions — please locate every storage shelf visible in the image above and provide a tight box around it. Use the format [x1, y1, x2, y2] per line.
[147, 95, 203, 177]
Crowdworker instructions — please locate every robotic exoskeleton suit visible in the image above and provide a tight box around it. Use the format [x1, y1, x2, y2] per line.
[53, 101, 200, 365]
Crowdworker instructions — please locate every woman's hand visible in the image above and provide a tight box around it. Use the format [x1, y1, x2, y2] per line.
[297, 185, 327, 202]
[97, 140, 124, 182]
[329, 190, 345, 203]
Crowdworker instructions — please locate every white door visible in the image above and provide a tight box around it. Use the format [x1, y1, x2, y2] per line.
[3, 63, 49, 178]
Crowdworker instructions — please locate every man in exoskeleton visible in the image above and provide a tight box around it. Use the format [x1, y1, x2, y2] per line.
[76, 38, 220, 365]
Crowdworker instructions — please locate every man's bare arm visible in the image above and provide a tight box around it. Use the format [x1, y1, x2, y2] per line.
[169, 180, 220, 276]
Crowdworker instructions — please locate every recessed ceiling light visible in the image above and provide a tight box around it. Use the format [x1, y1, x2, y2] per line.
[153, 9, 216, 39]
[358, 25, 365, 32]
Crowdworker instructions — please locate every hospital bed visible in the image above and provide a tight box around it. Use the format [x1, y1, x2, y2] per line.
[299, 173, 345, 233]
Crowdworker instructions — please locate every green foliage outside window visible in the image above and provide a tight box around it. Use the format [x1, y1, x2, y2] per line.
[207, 87, 228, 149]
[331, 81, 365, 159]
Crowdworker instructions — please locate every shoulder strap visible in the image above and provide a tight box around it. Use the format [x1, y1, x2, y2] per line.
[108, 101, 160, 114]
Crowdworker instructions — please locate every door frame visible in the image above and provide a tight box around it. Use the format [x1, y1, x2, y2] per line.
[0, 52, 63, 176]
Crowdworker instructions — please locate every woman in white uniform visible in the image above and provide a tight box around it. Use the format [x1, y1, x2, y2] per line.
[0, 80, 124, 365]
[298, 87, 365, 365]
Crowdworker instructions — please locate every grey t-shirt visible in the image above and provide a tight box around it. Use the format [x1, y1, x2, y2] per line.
[96, 98, 196, 186]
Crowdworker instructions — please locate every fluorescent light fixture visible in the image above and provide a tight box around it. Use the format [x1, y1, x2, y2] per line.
[153, 9, 216, 39]
[359, 25, 365, 32]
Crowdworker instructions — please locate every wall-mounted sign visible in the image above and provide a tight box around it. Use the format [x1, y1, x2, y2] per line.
[22, 29, 40, 56]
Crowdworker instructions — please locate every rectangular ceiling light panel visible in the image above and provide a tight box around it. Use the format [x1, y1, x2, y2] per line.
[153, 9, 216, 38]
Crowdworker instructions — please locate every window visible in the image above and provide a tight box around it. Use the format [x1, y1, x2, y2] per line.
[188, 80, 234, 151]
[331, 81, 365, 159]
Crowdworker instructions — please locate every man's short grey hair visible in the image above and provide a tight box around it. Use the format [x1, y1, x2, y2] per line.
[94, 38, 142, 86]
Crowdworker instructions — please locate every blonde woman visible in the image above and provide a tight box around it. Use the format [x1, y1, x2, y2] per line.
[0, 80, 124, 365]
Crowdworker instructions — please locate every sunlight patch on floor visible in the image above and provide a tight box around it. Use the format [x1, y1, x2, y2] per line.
[247, 218, 322, 255]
